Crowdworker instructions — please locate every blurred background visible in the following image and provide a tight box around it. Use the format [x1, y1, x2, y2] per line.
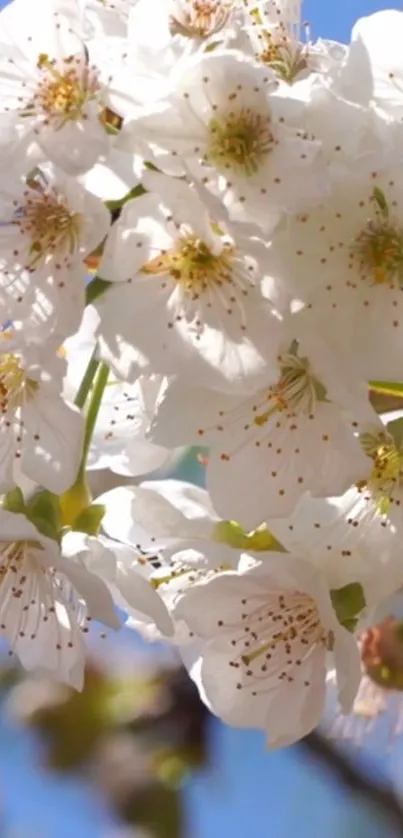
[2, 444, 403, 838]
[2, 0, 403, 835]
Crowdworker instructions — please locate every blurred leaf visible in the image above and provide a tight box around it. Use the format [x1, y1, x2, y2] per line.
[121, 784, 182, 838]
[29, 665, 113, 771]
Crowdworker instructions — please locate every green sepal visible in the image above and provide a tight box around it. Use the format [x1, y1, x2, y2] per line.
[331, 582, 366, 632]
[212, 520, 286, 553]
[246, 525, 287, 553]
[386, 416, 403, 449]
[212, 520, 250, 549]
[25, 490, 62, 543]
[72, 504, 106, 536]
[2, 487, 26, 515]
[105, 183, 146, 213]
[85, 276, 111, 306]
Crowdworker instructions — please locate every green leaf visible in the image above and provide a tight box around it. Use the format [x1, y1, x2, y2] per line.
[331, 582, 366, 631]
[25, 490, 62, 543]
[72, 504, 106, 536]
[2, 487, 26, 514]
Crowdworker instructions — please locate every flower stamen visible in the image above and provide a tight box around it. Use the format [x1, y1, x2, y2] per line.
[143, 233, 234, 297]
[219, 589, 327, 692]
[350, 189, 403, 288]
[169, 0, 233, 38]
[22, 52, 101, 129]
[13, 176, 82, 269]
[358, 430, 403, 514]
[207, 108, 275, 176]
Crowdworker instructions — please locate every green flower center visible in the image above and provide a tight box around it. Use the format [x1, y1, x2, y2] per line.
[142, 233, 235, 297]
[207, 108, 275, 176]
[350, 188, 403, 287]
[358, 430, 403, 514]
[14, 177, 82, 268]
[22, 53, 101, 126]
[252, 343, 328, 426]
[0, 353, 37, 414]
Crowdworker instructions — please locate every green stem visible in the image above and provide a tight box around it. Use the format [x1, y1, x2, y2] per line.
[74, 348, 100, 409]
[60, 363, 110, 527]
[78, 362, 110, 479]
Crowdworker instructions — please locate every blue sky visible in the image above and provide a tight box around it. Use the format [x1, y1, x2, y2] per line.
[305, 0, 392, 40]
[0, 1, 401, 837]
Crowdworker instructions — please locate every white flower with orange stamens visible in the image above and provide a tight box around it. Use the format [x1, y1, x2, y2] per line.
[95, 172, 286, 385]
[174, 554, 360, 747]
[0, 163, 110, 340]
[0, 0, 111, 175]
[150, 332, 376, 528]
[0, 510, 120, 689]
[0, 337, 84, 494]
[122, 50, 330, 229]
[266, 166, 403, 381]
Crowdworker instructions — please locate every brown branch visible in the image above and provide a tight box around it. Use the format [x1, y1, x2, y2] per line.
[300, 731, 403, 834]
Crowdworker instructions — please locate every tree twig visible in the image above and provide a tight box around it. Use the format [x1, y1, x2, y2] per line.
[300, 731, 403, 834]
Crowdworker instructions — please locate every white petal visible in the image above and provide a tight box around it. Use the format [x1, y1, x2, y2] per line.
[59, 539, 121, 631]
[332, 627, 361, 713]
[22, 392, 84, 494]
[99, 481, 216, 545]
[112, 544, 174, 636]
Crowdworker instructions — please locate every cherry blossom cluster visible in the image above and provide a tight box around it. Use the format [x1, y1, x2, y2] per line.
[1, 0, 403, 747]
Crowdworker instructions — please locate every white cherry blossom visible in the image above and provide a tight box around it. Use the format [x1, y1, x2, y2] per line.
[242, 0, 341, 86]
[97, 173, 285, 384]
[0, 163, 110, 340]
[175, 554, 360, 746]
[267, 417, 403, 606]
[266, 166, 403, 381]
[150, 334, 376, 528]
[0, 0, 111, 174]
[96, 480, 249, 640]
[0, 337, 84, 494]
[127, 50, 330, 229]
[0, 510, 120, 689]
